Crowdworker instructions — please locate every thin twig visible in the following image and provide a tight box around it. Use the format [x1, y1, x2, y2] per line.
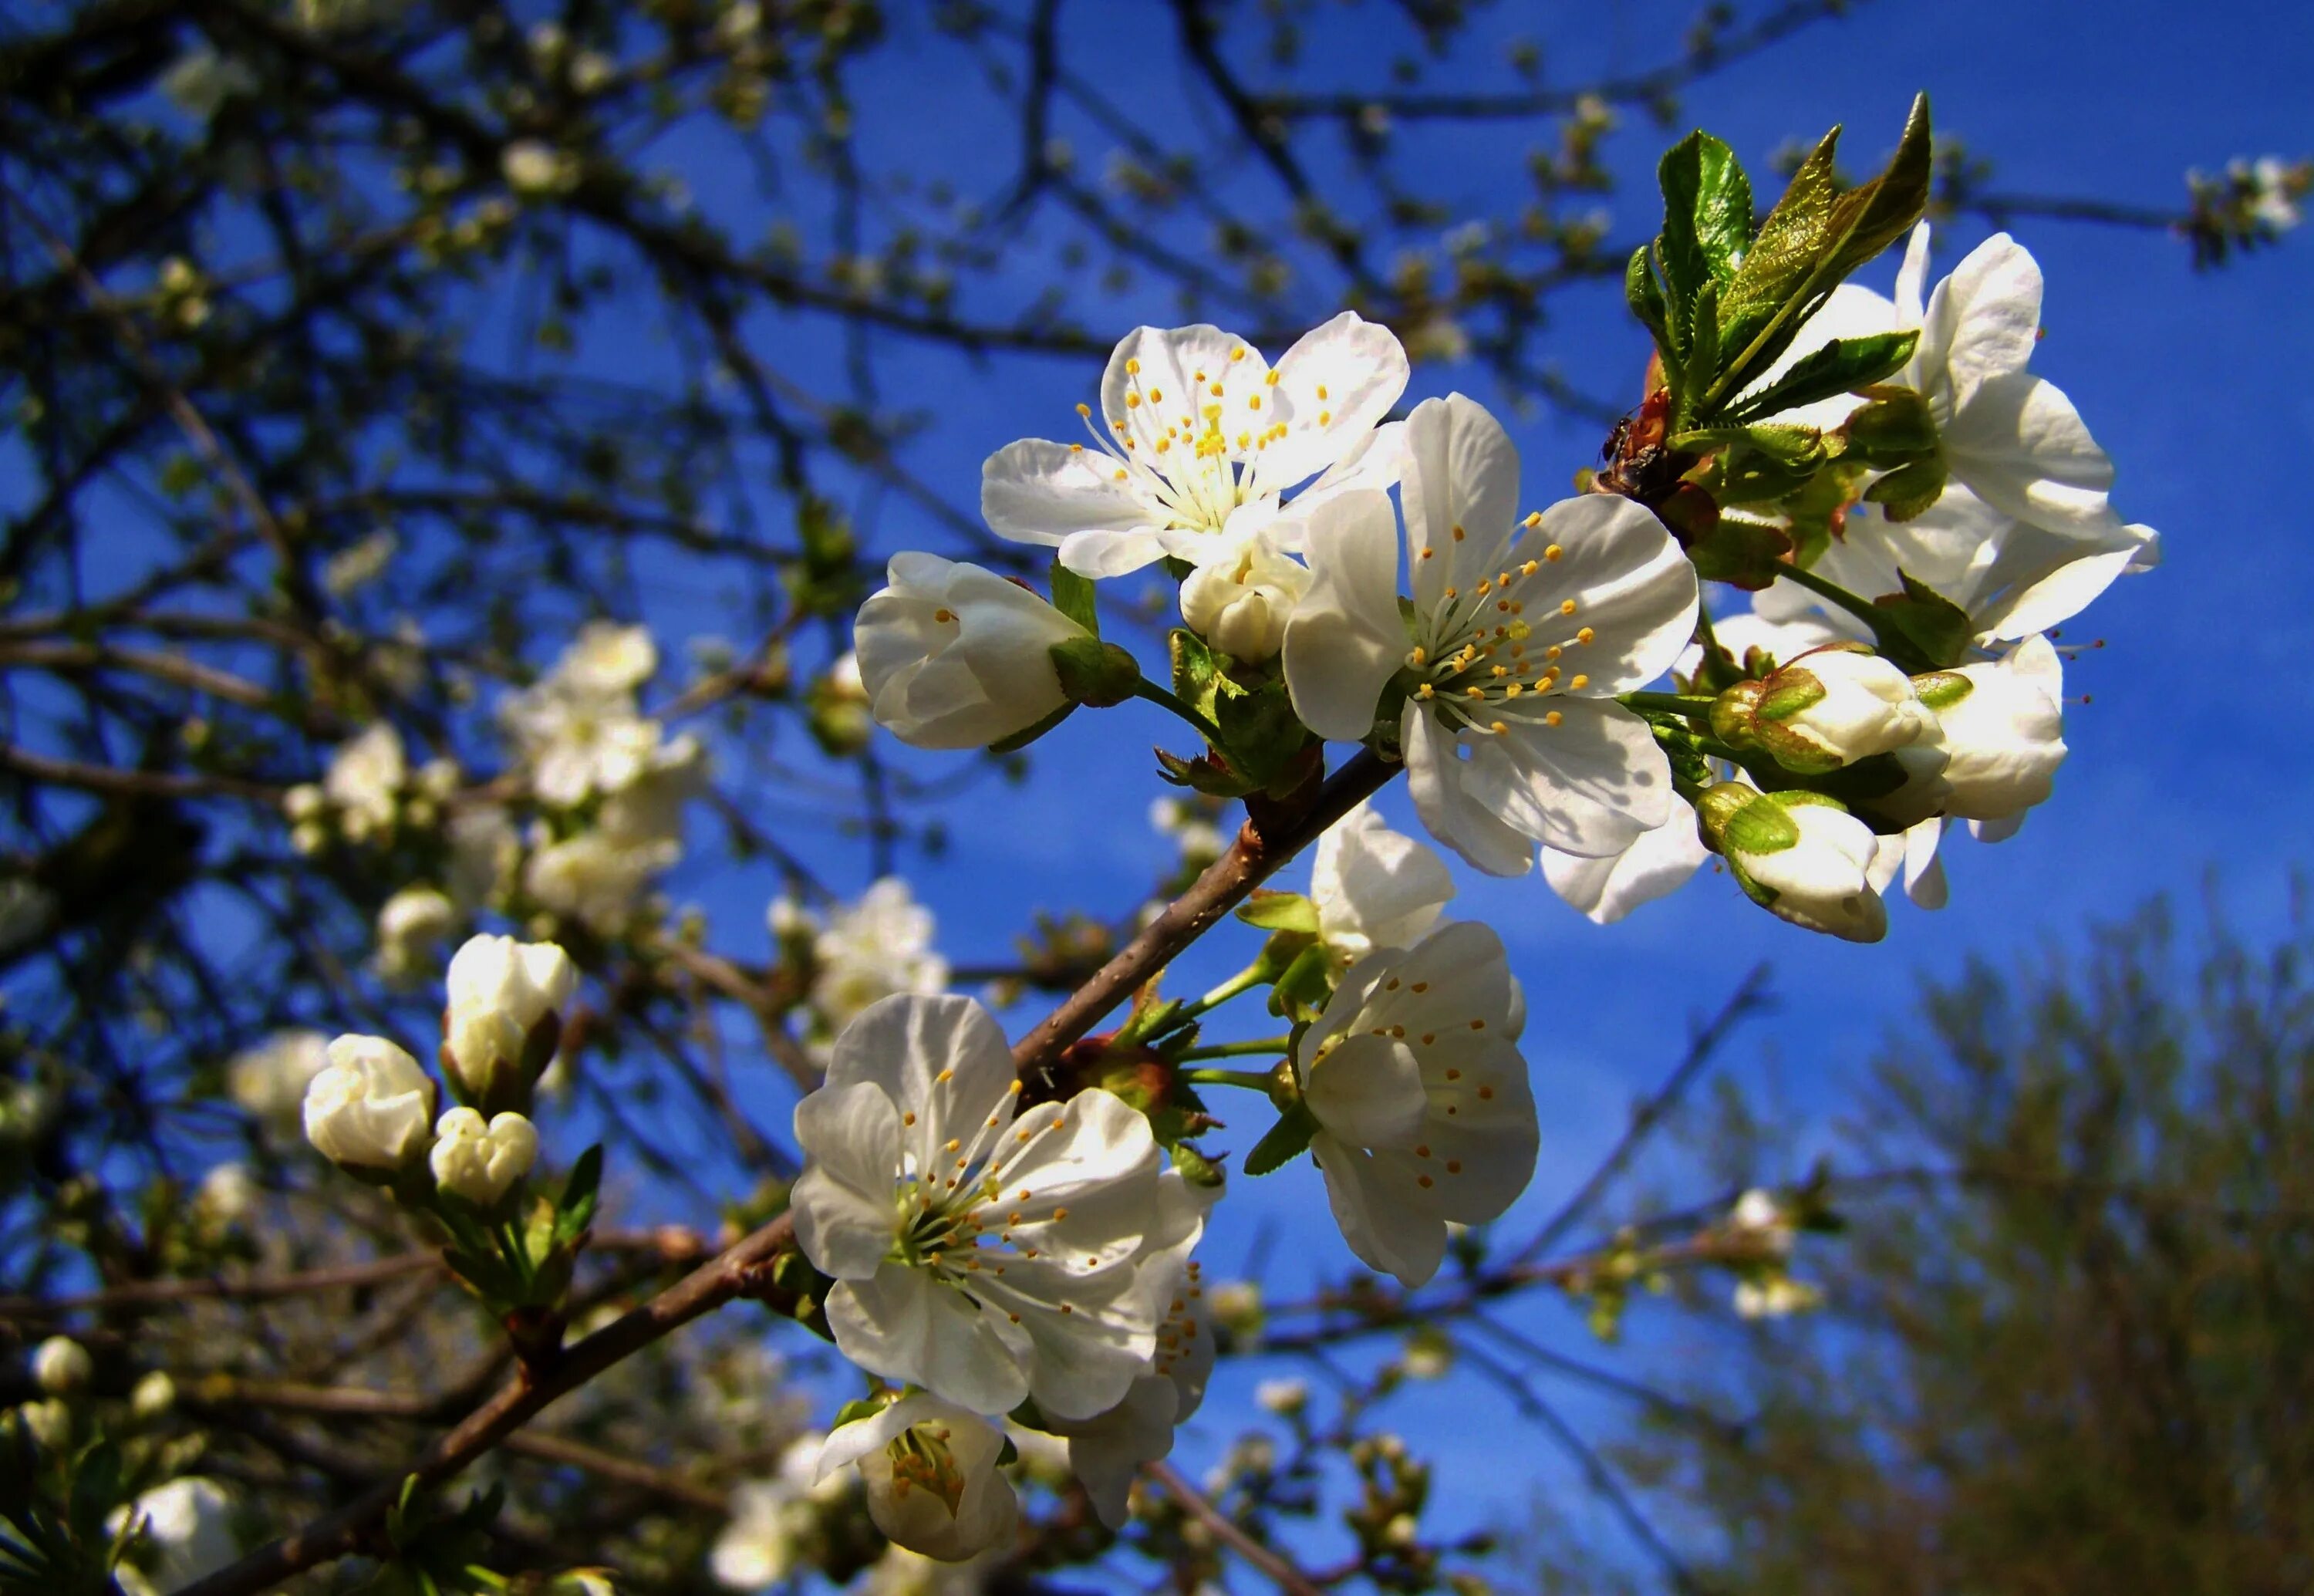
[1145, 1458, 1323, 1596]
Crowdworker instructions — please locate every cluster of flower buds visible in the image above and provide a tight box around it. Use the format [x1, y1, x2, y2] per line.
[284, 724, 460, 854]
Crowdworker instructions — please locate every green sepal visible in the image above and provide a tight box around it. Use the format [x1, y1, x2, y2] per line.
[1866, 569, 1973, 672]
[1863, 457, 1949, 521]
[1155, 746, 1258, 799]
[1911, 670, 1972, 711]
[1783, 460, 1870, 569]
[1719, 792, 1801, 856]
[1049, 637, 1141, 707]
[1236, 890, 1319, 934]
[986, 700, 1078, 754]
[1840, 387, 1941, 466]
[1048, 558, 1098, 635]
[1723, 330, 1919, 425]
[831, 1395, 889, 1429]
[1266, 942, 1336, 1024]
[1243, 1099, 1319, 1177]
[1685, 514, 1793, 589]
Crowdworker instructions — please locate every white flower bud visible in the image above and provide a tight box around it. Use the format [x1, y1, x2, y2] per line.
[502, 139, 574, 195]
[282, 783, 326, 822]
[31, 1337, 91, 1396]
[1702, 785, 1887, 943]
[442, 934, 578, 1108]
[302, 1036, 437, 1169]
[1729, 1189, 1795, 1257]
[1715, 645, 1936, 772]
[131, 1372, 177, 1421]
[375, 886, 459, 980]
[18, 1399, 71, 1449]
[852, 552, 1088, 749]
[428, 1108, 538, 1206]
[1255, 1378, 1307, 1416]
[1914, 636, 2066, 822]
[1178, 531, 1310, 663]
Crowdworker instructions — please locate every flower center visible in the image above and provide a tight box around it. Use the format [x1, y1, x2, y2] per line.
[886, 1425, 968, 1516]
[1403, 531, 1599, 736]
[1068, 349, 1300, 538]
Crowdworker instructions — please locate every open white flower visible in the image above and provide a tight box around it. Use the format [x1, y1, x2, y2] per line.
[813, 878, 949, 1033]
[1309, 801, 1455, 969]
[818, 1394, 1019, 1562]
[1177, 523, 1311, 662]
[303, 1036, 437, 1169]
[443, 934, 578, 1107]
[1542, 815, 1712, 926]
[323, 722, 406, 840]
[981, 312, 1408, 578]
[428, 1108, 538, 1206]
[791, 994, 1175, 1419]
[557, 620, 658, 697]
[1039, 1173, 1217, 1528]
[1283, 394, 1698, 874]
[511, 696, 665, 808]
[1756, 485, 2154, 650]
[228, 1030, 331, 1124]
[853, 552, 1088, 750]
[1914, 634, 2066, 822]
[525, 830, 675, 934]
[109, 1478, 237, 1596]
[1294, 921, 1538, 1289]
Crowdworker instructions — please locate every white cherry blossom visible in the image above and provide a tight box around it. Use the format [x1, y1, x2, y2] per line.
[853, 552, 1088, 750]
[710, 1437, 848, 1590]
[228, 1030, 331, 1124]
[818, 1394, 1019, 1562]
[428, 1108, 538, 1206]
[1283, 394, 1698, 873]
[322, 721, 406, 840]
[1309, 801, 1455, 969]
[1916, 633, 2066, 822]
[304, 1036, 438, 1169]
[790, 994, 1176, 1419]
[980, 312, 1408, 578]
[813, 877, 949, 1033]
[108, 1478, 237, 1596]
[1294, 921, 1538, 1289]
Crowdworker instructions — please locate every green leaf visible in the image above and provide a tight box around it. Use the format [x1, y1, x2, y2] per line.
[554, 1145, 602, 1245]
[1169, 628, 1233, 722]
[1710, 95, 1935, 411]
[985, 700, 1077, 754]
[1679, 279, 1722, 414]
[1267, 943, 1335, 1024]
[1685, 515, 1793, 589]
[1048, 558, 1098, 636]
[1243, 1099, 1318, 1177]
[1724, 330, 1919, 423]
[1658, 132, 1754, 332]
[1154, 746, 1257, 798]
[1236, 890, 1319, 934]
[1624, 245, 1674, 363]
[1863, 458, 1949, 521]
[1211, 678, 1309, 795]
[1867, 569, 1974, 671]
[67, 1443, 120, 1546]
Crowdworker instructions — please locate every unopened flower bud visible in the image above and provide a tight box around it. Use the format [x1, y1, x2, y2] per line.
[1913, 636, 2066, 822]
[1255, 1378, 1307, 1416]
[428, 1108, 538, 1206]
[31, 1337, 91, 1396]
[1711, 645, 1935, 773]
[18, 1399, 70, 1449]
[1698, 785, 1887, 943]
[131, 1372, 177, 1421]
[853, 552, 1091, 748]
[442, 934, 578, 1112]
[303, 1036, 437, 1170]
[1179, 532, 1310, 663]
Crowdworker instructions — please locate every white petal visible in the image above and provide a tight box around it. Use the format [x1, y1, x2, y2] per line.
[1893, 221, 1932, 328]
[1104, 323, 1269, 461]
[1281, 489, 1405, 741]
[1742, 282, 1901, 432]
[1409, 1037, 1538, 1224]
[1061, 1378, 1179, 1530]
[1927, 233, 2043, 403]
[1401, 395, 1520, 610]
[828, 1265, 1030, 1416]
[1304, 1033, 1428, 1149]
[1943, 371, 2122, 540]
[1310, 1130, 1448, 1289]
[1255, 311, 1410, 491]
[980, 439, 1155, 548]
[1903, 818, 1948, 910]
[1310, 801, 1454, 958]
[791, 1082, 902, 1279]
[1402, 702, 1534, 878]
[1462, 698, 1673, 859]
[826, 995, 1014, 1175]
[1543, 817, 1710, 924]
[1057, 526, 1172, 579]
[1526, 495, 1698, 691]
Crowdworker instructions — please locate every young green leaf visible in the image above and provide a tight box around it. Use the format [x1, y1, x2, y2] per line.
[1724, 330, 1919, 423]
[1657, 132, 1755, 329]
[1624, 245, 1675, 364]
[554, 1144, 603, 1245]
[1867, 569, 1974, 671]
